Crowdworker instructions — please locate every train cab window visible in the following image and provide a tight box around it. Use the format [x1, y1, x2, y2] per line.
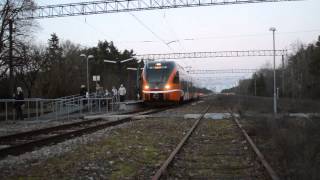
[145, 62, 174, 83]
[173, 71, 179, 84]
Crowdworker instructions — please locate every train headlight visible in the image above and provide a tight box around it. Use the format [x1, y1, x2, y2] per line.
[165, 84, 170, 89]
[144, 85, 149, 90]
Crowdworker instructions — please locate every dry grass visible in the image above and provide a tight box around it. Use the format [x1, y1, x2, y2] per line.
[223, 94, 320, 180]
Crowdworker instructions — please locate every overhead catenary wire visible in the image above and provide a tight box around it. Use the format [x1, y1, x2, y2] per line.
[160, 10, 190, 67]
[129, 12, 175, 52]
[115, 28, 320, 44]
[63, 15, 116, 43]
[161, 10, 187, 52]
[83, 17, 115, 41]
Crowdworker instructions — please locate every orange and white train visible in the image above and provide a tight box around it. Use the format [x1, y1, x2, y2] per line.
[141, 61, 200, 103]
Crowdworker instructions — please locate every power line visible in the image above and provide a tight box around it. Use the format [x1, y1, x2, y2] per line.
[115, 28, 320, 44]
[129, 13, 175, 52]
[82, 17, 115, 40]
[183, 29, 320, 41]
[188, 69, 258, 74]
[194, 76, 248, 80]
[161, 10, 187, 52]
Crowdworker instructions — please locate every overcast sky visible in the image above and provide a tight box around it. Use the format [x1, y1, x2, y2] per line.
[34, 0, 320, 91]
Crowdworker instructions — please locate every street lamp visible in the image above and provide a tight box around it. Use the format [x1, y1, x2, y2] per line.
[184, 66, 192, 73]
[80, 54, 94, 96]
[127, 59, 144, 99]
[103, 57, 135, 85]
[269, 27, 277, 115]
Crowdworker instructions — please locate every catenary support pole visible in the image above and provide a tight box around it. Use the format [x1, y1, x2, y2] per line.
[9, 18, 14, 96]
[282, 55, 285, 96]
[270, 27, 277, 115]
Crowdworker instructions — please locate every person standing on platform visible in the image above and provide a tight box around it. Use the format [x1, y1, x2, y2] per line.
[105, 89, 110, 97]
[80, 85, 87, 98]
[14, 87, 25, 120]
[80, 85, 87, 104]
[118, 84, 126, 102]
[96, 83, 104, 98]
[111, 86, 118, 101]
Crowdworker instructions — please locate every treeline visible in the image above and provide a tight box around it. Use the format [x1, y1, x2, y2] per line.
[0, 33, 142, 99]
[196, 87, 212, 94]
[0, 0, 143, 99]
[222, 35, 320, 99]
[0, 0, 212, 99]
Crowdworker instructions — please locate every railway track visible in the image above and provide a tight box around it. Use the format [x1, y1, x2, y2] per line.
[152, 105, 279, 180]
[0, 107, 169, 159]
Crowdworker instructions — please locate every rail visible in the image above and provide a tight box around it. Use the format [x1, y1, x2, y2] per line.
[232, 114, 280, 180]
[0, 107, 170, 159]
[152, 105, 211, 180]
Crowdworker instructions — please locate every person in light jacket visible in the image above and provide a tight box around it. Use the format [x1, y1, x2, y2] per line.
[111, 86, 118, 101]
[118, 84, 126, 102]
[105, 89, 110, 97]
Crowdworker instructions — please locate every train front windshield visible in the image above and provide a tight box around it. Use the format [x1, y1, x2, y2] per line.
[145, 62, 174, 83]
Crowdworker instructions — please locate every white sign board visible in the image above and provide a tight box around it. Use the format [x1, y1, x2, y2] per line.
[92, 75, 100, 81]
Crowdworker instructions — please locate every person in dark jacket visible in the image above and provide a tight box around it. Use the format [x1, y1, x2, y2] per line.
[14, 87, 25, 120]
[80, 85, 87, 97]
[80, 85, 87, 104]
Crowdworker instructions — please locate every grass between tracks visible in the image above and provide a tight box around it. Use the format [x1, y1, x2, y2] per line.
[167, 119, 266, 179]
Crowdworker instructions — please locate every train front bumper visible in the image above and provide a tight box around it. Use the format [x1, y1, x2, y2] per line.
[142, 89, 182, 102]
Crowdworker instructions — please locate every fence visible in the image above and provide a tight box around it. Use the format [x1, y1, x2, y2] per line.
[0, 96, 118, 121]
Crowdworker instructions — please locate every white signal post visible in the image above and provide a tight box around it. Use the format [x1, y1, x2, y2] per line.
[80, 54, 94, 96]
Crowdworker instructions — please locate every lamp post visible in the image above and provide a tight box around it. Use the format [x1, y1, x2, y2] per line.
[254, 73, 257, 96]
[269, 27, 277, 115]
[127, 59, 143, 100]
[80, 54, 94, 95]
[104, 57, 134, 85]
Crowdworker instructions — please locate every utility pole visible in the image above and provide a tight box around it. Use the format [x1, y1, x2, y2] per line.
[282, 55, 285, 96]
[8, 18, 14, 97]
[80, 54, 94, 95]
[117, 61, 122, 85]
[254, 73, 257, 96]
[270, 27, 277, 115]
[136, 63, 140, 90]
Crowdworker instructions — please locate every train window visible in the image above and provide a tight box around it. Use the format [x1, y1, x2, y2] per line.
[173, 71, 179, 83]
[145, 64, 174, 83]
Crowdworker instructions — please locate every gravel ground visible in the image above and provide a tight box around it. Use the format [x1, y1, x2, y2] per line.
[0, 96, 272, 179]
[0, 99, 209, 179]
[0, 123, 126, 179]
[0, 118, 85, 137]
[0, 107, 146, 137]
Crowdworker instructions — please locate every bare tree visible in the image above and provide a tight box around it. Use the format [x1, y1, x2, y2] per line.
[0, 0, 37, 96]
[15, 43, 46, 97]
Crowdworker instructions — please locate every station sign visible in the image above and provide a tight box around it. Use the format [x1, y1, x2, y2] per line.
[92, 75, 100, 81]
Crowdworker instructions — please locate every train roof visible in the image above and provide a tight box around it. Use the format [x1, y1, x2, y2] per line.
[145, 61, 185, 70]
[146, 61, 176, 66]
